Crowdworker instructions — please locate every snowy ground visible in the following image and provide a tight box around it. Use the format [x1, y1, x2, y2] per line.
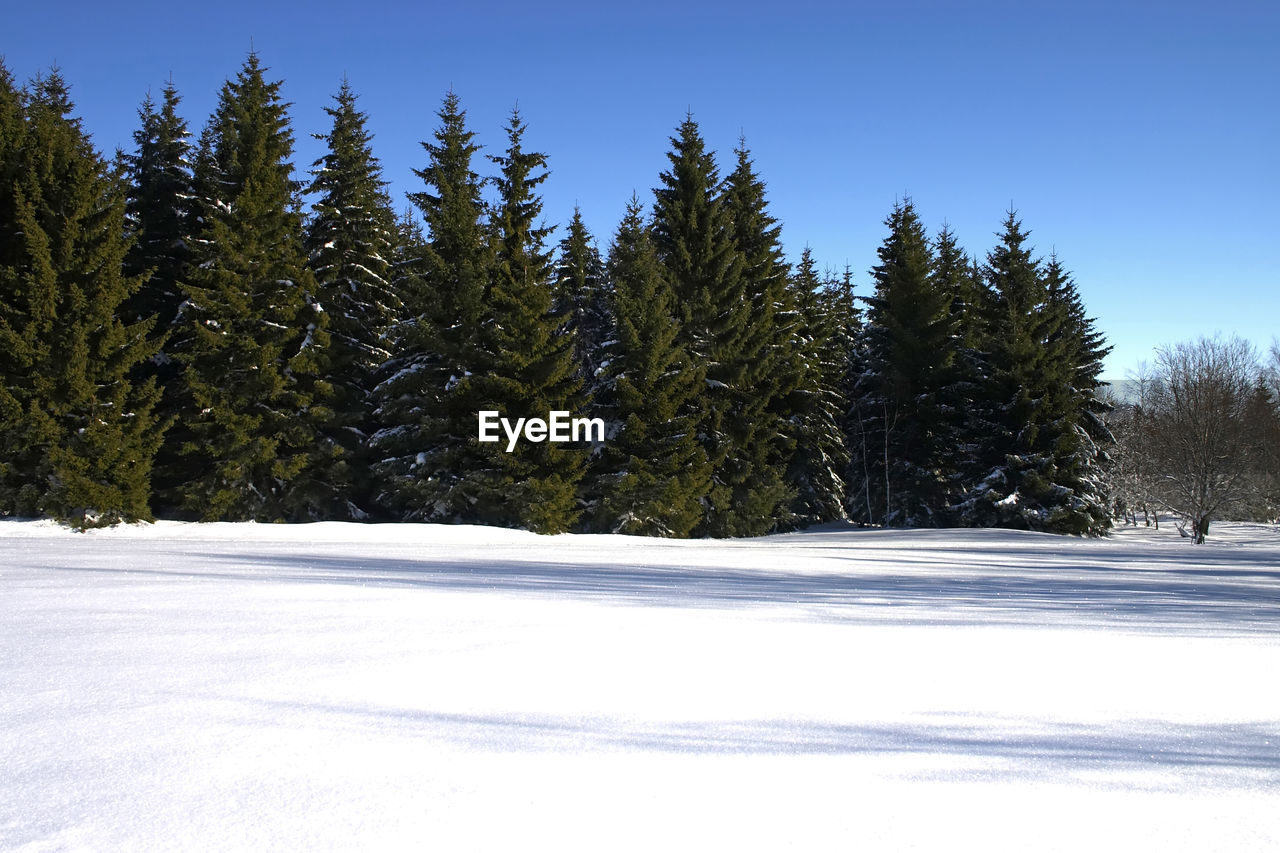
[3, 519, 1278, 851]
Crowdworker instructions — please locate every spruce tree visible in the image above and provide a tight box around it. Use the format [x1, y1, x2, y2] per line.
[0, 62, 26, 324]
[652, 115, 777, 536]
[371, 91, 490, 522]
[0, 67, 55, 519]
[0, 65, 52, 518]
[476, 109, 584, 532]
[1043, 253, 1112, 534]
[0, 68, 163, 525]
[932, 224, 991, 519]
[177, 53, 334, 521]
[933, 225, 985, 348]
[784, 248, 850, 524]
[720, 138, 798, 532]
[120, 82, 195, 336]
[593, 197, 708, 536]
[958, 211, 1105, 533]
[553, 207, 611, 390]
[852, 199, 956, 526]
[119, 80, 196, 514]
[304, 79, 399, 519]
[820, 264, 871, 520]
[959, 211, 1044, 528]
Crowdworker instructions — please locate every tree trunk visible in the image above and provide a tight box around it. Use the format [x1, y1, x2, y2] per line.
[883, 402, 891, 526]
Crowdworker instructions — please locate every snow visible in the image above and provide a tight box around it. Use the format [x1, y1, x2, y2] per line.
[3, 520, 1278, 851]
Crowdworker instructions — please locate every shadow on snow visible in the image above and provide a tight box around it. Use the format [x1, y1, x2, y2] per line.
[46, 532, 1280, 634]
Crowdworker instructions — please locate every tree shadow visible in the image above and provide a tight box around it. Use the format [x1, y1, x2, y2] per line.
[242, 695, 1280, 784]
[51, 530, 1280, 634]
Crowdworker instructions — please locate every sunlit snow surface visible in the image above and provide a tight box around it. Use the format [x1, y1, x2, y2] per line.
[3, 520, 1278, 851]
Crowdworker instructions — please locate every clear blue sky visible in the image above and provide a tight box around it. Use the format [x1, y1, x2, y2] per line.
[6, 0, 1276, 377]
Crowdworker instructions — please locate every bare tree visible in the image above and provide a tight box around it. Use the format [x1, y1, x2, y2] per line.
[1103, 362, 1163, 527]
[1143, 335, 1263, 543]
[1269, 338, 1280, 399]
[1245, 341, 1280, 521]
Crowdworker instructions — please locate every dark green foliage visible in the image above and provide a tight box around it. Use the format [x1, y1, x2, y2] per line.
[553, 207, 611, 390]
[475, 109, 584, 533]
[371, 91, 491, 522]
[651, 116, 743, 361]
[959, 211, 1052, 528]
[852, 199, 957, 526]
[784, 248, 850, 524]
[957, 212, 1110, 535]
[592, 197, 709, 536]
[818, 264, 872, 520]
[932, 225, 993, 515]
[934, 225, 986, 348]
[304, 80, 400, 519]
[0, 68, 56, 518]
[0, 63, 26, 316]
[0, 55, 1122, 539]
[120, 82, 195, 335]
[0, 67, 163, 526]
[651, 117, 785, 536]
[119, 81, 196, 514]
[720, 139, 798, 532]
[1042, 254, 1112, 534]
[177, 53, 334, 521]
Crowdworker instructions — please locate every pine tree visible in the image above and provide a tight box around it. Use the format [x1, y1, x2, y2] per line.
[651, 115, 773, 536]
[0, 62, 26, 316]
[553, 207, 611, 390]
[933, 225, 985, 349]
[118, 80, 196, 514]
[0, 65, 52, 518]
[720, 138, 797, 532]
[593, 197, 708, 536]
[958, 211, 1105, 533]
[959, 211, 1045, 528]
[852, 199, 956, 526]
[475, 109, 584, 532]
[784, 248, 850, 524]
[932, 224, 990, 519]
[371, 91, 490, 522]
[0, 68, 55, 519]
[1042, 253, 1112, 534]
[177, 53, 334, 521]
[304, 79, 400, 519]
[0, 68, 163, 526]
[120, 82, 195, 336]
[820, 264, 870, 520]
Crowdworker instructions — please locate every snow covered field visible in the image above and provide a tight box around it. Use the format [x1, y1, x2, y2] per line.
[3, 519, 1278, 851]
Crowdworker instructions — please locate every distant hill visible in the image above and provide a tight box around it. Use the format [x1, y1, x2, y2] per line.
[1100, 379, 1141, 403]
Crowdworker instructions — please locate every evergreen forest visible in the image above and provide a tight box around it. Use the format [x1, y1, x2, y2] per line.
[0, 55, 1119, 535]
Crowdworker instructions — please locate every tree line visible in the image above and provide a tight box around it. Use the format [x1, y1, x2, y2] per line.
[2, 54, 1119, 535]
